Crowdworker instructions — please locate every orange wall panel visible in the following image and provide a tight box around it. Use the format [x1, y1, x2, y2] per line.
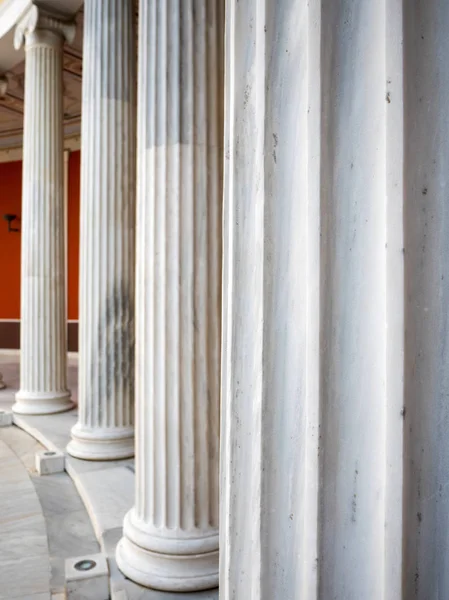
[0, 151, 81, 321]
[0, 160, 22, 319]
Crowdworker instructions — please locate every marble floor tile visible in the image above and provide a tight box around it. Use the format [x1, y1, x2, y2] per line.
[0, 529, 48, 563]
[49, 557, 65, 594]
[0, 425, 45, 473]
[0, 424, 44, 457]
[31, 472, 88, 516]
[44, 509, 100, 558]
[0, 554, 50, 599]
[11, 593, 51, 600]
[30, 464, 99, 594]
[72, 465, 134, 540]
[0, 483, 42, 522]
[0, 434, 51, 600]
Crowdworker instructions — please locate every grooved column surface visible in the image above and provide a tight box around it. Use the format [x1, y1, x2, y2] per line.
[13, 26, 72, 415]
[221, 1, 449, 599]
[67, 0, 136, 461]
[116, 0, 224, 591]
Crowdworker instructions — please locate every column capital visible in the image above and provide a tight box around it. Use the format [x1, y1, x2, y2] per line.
[14, 4, 75, 51]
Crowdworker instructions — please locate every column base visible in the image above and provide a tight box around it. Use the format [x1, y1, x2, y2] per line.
[116, 536, 219, 592]
[13, 390, 74, 415]
[116, 509, 219, 592]
[67, 423, 134, 460]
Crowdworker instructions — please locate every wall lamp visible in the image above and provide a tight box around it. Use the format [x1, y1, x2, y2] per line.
[3, 214, 20, 232]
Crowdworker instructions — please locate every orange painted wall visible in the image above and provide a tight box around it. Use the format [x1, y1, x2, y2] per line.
[0, 152, 81, 320]
[68, 151, 80, 321]
[0, 160, 22, 318]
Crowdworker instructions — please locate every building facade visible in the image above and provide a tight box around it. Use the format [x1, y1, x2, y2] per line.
[1, 0, 449, 598]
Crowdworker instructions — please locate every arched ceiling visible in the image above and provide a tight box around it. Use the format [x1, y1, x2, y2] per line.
[0, 1, 83, 150]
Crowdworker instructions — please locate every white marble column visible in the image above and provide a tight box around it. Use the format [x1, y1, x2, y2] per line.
[12, 5, 74, 415]
[116, 0, 224, 591]
[221, 0, 397, 598]
[402, 2, 449, 597]
[221, 0, 449, 599]
[67, 0, 136, 461]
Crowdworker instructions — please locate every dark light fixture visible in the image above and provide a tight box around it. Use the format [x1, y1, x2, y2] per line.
[3, 214, 19, 232]
[74, 559, 97, 572]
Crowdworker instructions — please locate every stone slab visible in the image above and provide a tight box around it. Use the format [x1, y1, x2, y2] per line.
[65, 553, 109, 600]
[36, 450, 65, 475]
[68, 465, 134, 548]
[0, 409, 13, 426]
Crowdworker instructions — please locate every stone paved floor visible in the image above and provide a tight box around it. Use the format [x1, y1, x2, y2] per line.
[0, 353, 218, 600]
[0, 432, 50, 600]
[0, 423, 100, 600]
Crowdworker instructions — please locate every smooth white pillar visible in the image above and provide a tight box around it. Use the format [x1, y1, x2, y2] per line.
[13, 5, 74, 415]
[67, 0, 136, 460]
[116, 0, 224, 591]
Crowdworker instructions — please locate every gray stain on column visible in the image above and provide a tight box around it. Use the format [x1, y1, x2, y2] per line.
[87, 283, 135, 426]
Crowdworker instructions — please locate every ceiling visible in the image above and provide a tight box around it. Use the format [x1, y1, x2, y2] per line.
[0, 1, 83, 149]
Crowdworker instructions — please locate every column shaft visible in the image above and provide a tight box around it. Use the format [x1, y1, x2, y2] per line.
[221, 2, 317, 597]
[116, 0, 224, 591]
[221, 0, 397, 597]
[67, 0, 136, 460]
[13, 6, 74, 415]
[222, 0, 449, 598]
[402, 1, 449, 596]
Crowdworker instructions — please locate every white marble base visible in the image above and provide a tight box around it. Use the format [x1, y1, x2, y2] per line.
[67, 424, 134, 461]
[13, 390, 74, 415]
[65, 553, 109, 600]
[0, 410, 13, 427]
[116, 536, 219, 593]
[35, 450, 65, 475]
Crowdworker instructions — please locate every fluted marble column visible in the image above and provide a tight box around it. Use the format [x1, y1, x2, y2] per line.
[221, 1, 449, 599]
[12, 5, 74, 415]
[67, 0, 136, 460]
[116, 0, 224, 591]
